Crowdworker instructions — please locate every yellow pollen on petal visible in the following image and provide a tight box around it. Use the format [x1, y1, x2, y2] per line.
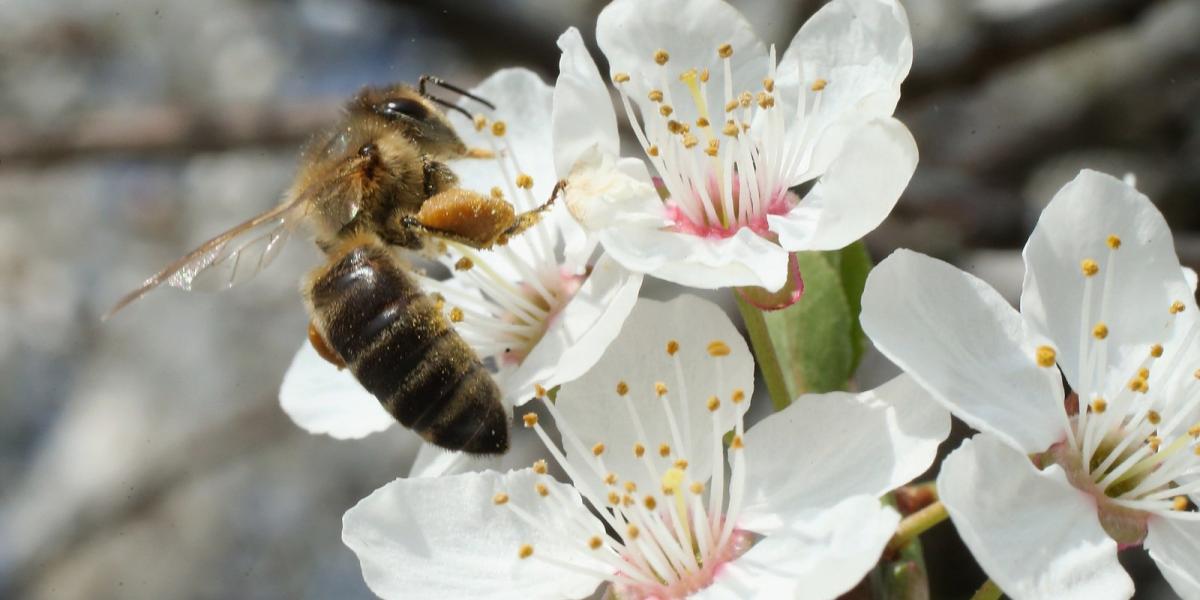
[592, 442, 606, 456]
[654, 49, 670, 65]
[690, 482, 705, 495]
[666, 340, 680, 355]
[523, 413, 539, 428]
[1107, 235, 1122, 249]
[673, 459, 689, 470]
[515, 173, 534, 189]
[659, 104, 674, 117]
[473, 114, 487, 131]
[1151, 344, 1164, 358]
[493, 492, 509, 505]
[1147, 410, 1162, 425]
[1091, 398, 1108, 413]
[731, 435, 744, 449]
[708, 340, 731, 356]
[811, 78, 828, 91]
[1171, 301, 1187, 314]
[533, 459, 548, 474]
[449, 307, 464, 323]
[617, 381, 629, 396]
[613, 72, 631, 84]
[1173, 496, 1190, 511]
[707, 396, 721, 412]
[491, 121, 507, 137]
[718, 43, 733, 58]
[655, 382, 668, 397]
[647, 145, 660, 157]
[659, 443, 671, 457]
[1093, 323, 1109, 339]
[1081, 259, 1099, 277]
[535, 483, 549, 497]
[644, 496, 657, 510]
[648, 89, 664, 103]
[1036, 346, 1057, 367]
[454, 257, 474, 271]
[518, 544, 534, 559]
[634, 443, 645, 458]
[732, 389, 746, 403]
[604, 472, 617, 485]
[589, 536, 604, 550]
[627, 524, 640, 539]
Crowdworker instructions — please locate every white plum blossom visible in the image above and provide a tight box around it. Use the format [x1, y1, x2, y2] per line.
[553, 0, 918, 292]
[861, 170, 1200, 599]
[342, 295, 950, 599]
[279, 69, 642, 467]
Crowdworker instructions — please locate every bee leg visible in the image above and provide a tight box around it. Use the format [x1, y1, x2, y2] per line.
[308, 321, 347, 370]
[422, 158, 459, 197]
[495, 179, 567, 244]
[398, 215, 494, 249]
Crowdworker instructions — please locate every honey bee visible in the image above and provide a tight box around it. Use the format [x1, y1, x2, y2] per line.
[106, 76, 564, 455]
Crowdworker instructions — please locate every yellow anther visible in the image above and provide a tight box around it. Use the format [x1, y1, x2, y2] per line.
[1129, 378, 1147, 393]
[1173, 496, 1190, 511]
[644, 496, 657, 510]
[589, 536, 604, 550]
[732, 389, 746, 403]
[1035, 346, 1057, 367]
[613, 72, 631, 83]
[699, 68, 710, 82]
[1138, 368, 1150, 379]
[623, 495, 634, 507]
[696, 116, 710, 128]
[607, 491, 620, 505]
[534, 384, 547, 398]
[673, 459, 689, 470]
[617, 381, 629, 396]
[518, 544, 534, 559]
[1195, 445, 1200, 456]
[1093, 323, 1109, 339]
[762, 77, 775, 92]
[473, 114, 487, 131]
[624, 481, 637, 493]
[731, 435, 744, 449]
[1151, 344, 1164, 358]
[724, 99, 738, 113]
[490, 186, 504, 199]
[707, 396, 721, 412]
[634, 443, 645, 458]
[659, 443, 671, 457]
[648, 89, 664, 103]
[655, 382, 668, 396]
[1171, 301, 1187, 314]
[493, 492, 509, 505]
[679, 68, 697, 83]
[659, 104, 674, 117]
[1081, 259, 1099, 277]
[533, 459, 548, 474]
[516, 173, 534, 189]
[523, 413, 539, 428]
[1147, 410, 1162, 425]
[811, 78, 828, 91]
[491, 121, 507, 137]
[1190, 423, 1200, 438]
[592, 442, 606, 456]
[756, 92, 775, 109]
[1091, 398, 1108, 413]
[708, 340, 731, 356]
[654, 49, 669, 65]
[690, 482, 704, 495]
[1148, 435, 1162, 452]
[718, 43, 733, 58]
[666, 340, 680, 355]
[681, 133, 699, 149]
[449, 307, 464, 323]
[662, 467, 685, 494]
[627, 524, 640, 539]
[739, 91, 752, 107]
[647, 145, 660, 157]
[722, 120, 739, 136]
[667, 120, 686, 134]
[705, 139, 719, 157]
[604, 472, 617, 485]
[1194, 368, 1200, 380]
[454, 257, 474, 271]
[1107, 235, 1122, 249]
[535, 483, 549, 497]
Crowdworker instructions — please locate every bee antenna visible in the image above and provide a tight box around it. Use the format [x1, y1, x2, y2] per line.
[426, 96, 475, 121]
[419, 75, 496, 111]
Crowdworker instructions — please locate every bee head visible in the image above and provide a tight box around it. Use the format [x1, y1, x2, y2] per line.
[351, 85, 469, 160]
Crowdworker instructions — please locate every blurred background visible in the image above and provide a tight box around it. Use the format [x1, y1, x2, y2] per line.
[0, 0, 1196, 598]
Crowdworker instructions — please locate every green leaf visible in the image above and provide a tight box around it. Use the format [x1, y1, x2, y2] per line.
[838, 241, 873, 373]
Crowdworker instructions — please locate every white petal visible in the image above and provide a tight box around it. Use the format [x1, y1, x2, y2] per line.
[739, 373, 948, 533]
[1145, 515, 1200, 599]
[769, 117, 917, 251]
[775, 0, 912, 178]
[1021, 169, 1196, 394]
[861, 249, 1066, 454]
[600, 226, 790, 290]
[555, 295, 752, 497]
[553, 27, 619, 178]
[938, 435, 1132, 600]
[343, 470, 605, 600]
[278, 341, 394, 439]
[596, 0, 765, 126]
[564, 149, 666, 232]
[697, 495, 899, 600]
[501, 255, 643, 404]
[1185, 267, 1198, 292]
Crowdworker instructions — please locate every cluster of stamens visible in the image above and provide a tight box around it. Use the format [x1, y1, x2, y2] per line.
[494, 339, 752, 598]
[610, 42, 827, 237]
[1035, 234, 1200, 528]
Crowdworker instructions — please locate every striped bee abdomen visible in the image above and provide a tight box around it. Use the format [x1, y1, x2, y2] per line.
[304, 238, 508, 454]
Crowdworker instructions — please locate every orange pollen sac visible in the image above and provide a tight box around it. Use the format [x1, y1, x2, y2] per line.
[455, 257, 474, 271]
[1107, 234, 1122, 249]
[592, 443, 606, 456]
[616, 381, 630, 396]
[690, 482, 705, 494]
[673, 459, 688, 470]
[491, 121, 507, 137]
[518, 544, 534, 559]
[1081, 259, 1099, 277]
[1173, 496, 1190, 511]
[718, 43, 733, 58]
[659, 443, 671, 457]
[707, 340, 731, 356]
[644, 496, 657, 510]
[634, 443, 646, 458]
[707, 396, 721, 412]
[655, 382, 668, 397]
[1151, 344, 1164, 358]
[1093, 323, 1109, 339]
[732, 389, 746, 403]
[1035, 346, 1057, 367]
[613, 72, 631, 84]
[1170, 301, 1186, 314]
[604, 472, 617, 485]
[493, 492, 509, 505]
[1146, 410, 1161, 425]
[731, 435, 744, 449]
[523, 413, 539, 428]
[1091, 398, 1108, 413]
[589, 536, 604, 550]
[533, 459, 548, 474]
[654, 49, 669, 65]
[534, 384, 547, 397]
[811, 78, 828, 91]
[624, 481, 637, 492]
[535, 483, 549, 497]
[666, 340, 680, 355]
[627, 524, 640, 539]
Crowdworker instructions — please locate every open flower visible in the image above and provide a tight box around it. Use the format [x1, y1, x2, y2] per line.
[552, 0, 917, 292]
[279, 69, 642, 466]
[861, 169, 1200, 599]
[342, 294, 949, 599]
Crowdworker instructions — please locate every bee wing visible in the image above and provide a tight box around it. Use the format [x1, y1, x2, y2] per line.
[103, 192, 312, 320]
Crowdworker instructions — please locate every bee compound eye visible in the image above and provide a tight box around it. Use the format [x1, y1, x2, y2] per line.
[377, 98, 429, 120]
